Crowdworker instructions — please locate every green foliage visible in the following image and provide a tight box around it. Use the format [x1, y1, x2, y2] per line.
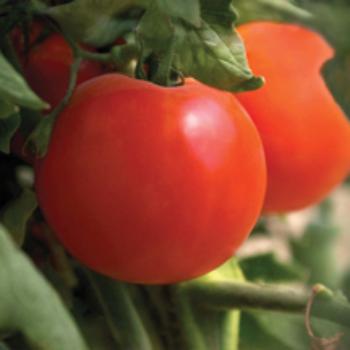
[290, 201, 340, 289]
[138, 0, 263, 90]
[46, 0, 146, 46]
[47, 0, 262, 91]
[0, 113, 20, 153]
[0, 100, 17, 120]
[85, 271, 159, 350]
[241, 310, 350, 349]
[155, 0, 201, 26]
[240, 312, 302, 350]
[234, 0, 311, 24]
[240, 253, 306, 282]
[0, 343, 10, 350]
[1, 189, 37, 245]
[176, 259, 244, 350]
[0, 47, 47, 153]
[0, 52, 48, 110]
[0, 225, 88, 350]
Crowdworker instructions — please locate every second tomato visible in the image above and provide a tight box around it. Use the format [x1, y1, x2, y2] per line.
[237, 22, 350, 213]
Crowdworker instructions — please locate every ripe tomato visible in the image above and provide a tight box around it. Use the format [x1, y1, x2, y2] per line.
[22, 33, 102, 108]
[35, 74, 266, 284]
[236, 22, 350, 213]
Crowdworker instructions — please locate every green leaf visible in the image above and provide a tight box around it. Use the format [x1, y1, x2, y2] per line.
[47, 0, 146, 46]
[241, 309, 348, 350]
[0, 343, 10, 350]
[138, 0, 263, 91]
[1, 189, 37, 245]
[240, 312, 293, 350]
[239, 253, 306, 282]
[0, 100, 17, 119]
[50, 0, 262, 91]
[47, 0, 201, 46]
[155, 0, 201, 27]
[85, 272, 158, 350]
[0, 52, 48, 110]
[290, 201, 340, 288]
[234, 0, 311, 24]
[0, 113, 20, 153]
[0, 225, 89, 350]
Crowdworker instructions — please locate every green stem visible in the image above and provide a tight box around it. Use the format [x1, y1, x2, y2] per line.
[26, 55, 82, 157]
[144, 285, 207, 350]
[85, 271, 159, 350]
[183, 280, 350, 328]
[143, 286, 174, 347]
[171, 286, 208, 350]
[77, 49, 111, 63]
[152, 34, 177, 86]
[77, 44, 140, 76]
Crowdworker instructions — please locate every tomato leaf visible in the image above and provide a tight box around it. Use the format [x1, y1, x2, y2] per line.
[0, 100, 18, 119]
[47, 0, 201, 47]
[243, 312, 310, 350]
[154, 0, 201, 27]
[241, 310, 347, 350]
[234, 0, 311, 24]
[1, 188, 37, 245]
[0, 225, 89, 350]
[47, 0, 146, 46]
[50, 0, 261, 91]
[85, 271, 158, 350]
[290, 202, 340, 289]
[0, 52, 48, 110]
[239, 253, 306, 282]
[138, 0, 263, 91]
[0, 112, 20, 154]
[240, 312, 293, 350]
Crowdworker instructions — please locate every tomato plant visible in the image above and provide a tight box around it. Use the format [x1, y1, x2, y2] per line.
[2, 1, 350, 349]
[35, 73, 266, 284]
[236, 22, 350, 213]
[22, 33, 102, 108]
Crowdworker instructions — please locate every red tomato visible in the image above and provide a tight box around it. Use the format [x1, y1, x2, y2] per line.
[236, 22, 350, 213]
[23, 33, 102, 108]
[35, 74, 266, 284]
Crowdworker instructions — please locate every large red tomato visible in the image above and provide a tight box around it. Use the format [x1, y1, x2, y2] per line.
[35, 74, 266, 284]
[236, 22, 350, 213]
[23, 33, 102, 108]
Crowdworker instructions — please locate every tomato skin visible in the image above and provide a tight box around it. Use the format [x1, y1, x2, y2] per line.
[35, 74, 266, 284]
[23, 34, 102, 108]
[236, 22, 350, 213]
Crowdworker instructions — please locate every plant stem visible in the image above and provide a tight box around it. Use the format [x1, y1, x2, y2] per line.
[183, 280, 350, 328]
[85, 271, 161, 350]
[26, 55, 82, 157]
[152, 34, 177, 86]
